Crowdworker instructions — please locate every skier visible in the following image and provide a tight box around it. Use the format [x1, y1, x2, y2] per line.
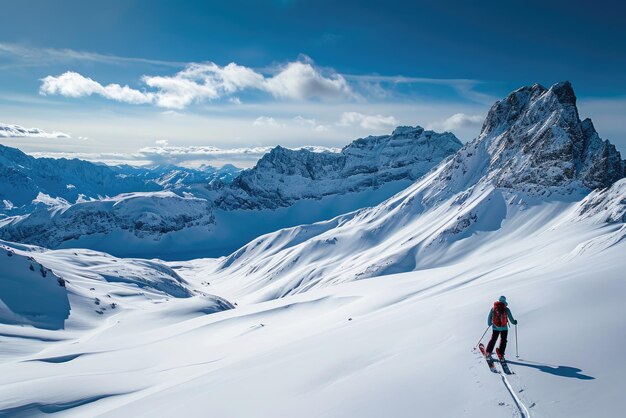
[485, 295, 517, 357]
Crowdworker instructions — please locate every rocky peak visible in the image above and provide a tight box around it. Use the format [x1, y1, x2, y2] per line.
[214, 126, 462, 209]
[466, 81, 622, 192]
[390, 125, 425, 136]
[479, 81, 581, 139]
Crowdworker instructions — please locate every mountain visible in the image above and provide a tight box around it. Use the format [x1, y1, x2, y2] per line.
[0, 144, 244, 217]
[211, 126, 462, 209]
[0, 191, 216, 251]
[432, 81, 625, 199]
[0, 127, 462, 259]
[110, 163, 241, 189]
[1, 82, 625, 418]
[191, 81, 626, 302]
[0, 144, 160, 215]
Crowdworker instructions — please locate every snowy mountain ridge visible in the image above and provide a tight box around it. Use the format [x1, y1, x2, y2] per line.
[0, 144, 245, 217]
[0, 144, 161, 215]
[419, 81, 624, 207]
[185, 81, 626, 302]
[211, 126, 462, 209]
[0, 126, 462, 257]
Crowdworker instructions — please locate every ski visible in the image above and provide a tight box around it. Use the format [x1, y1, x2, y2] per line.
[496, 348, 513, 375]
[478, 343, 498, 373]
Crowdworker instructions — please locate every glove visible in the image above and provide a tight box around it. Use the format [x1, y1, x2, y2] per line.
[512, 320, 518, 325]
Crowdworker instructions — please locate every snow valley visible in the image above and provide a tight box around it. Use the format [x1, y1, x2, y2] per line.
[0, 81, 625, 418]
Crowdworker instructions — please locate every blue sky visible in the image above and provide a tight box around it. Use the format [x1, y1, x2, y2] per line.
[0, 0, 624, 166]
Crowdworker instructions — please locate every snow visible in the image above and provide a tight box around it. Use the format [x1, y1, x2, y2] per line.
[1, 145, 624, 416]
[0, 126, 461, 259]
[0, 210, 624, 416]
[0, 244, 69, 330]
[0, 81, 625, 417]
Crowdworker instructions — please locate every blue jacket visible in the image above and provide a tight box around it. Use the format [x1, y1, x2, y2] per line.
[488, 307, 516, 331]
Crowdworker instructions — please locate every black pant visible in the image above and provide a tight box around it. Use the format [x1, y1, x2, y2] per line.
[486, 329, 508, 355]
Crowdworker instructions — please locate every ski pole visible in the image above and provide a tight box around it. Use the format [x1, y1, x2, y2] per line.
[515, 324, 519, 358]
[475, 325, 490, 350]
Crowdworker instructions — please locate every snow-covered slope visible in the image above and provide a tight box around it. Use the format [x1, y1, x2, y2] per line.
[184, 81, 625, 302]
[0, 238, 232, 335]
[0, 82, 625, 417]
[0, 191, 215, 250]
[0, 126, 461, 259]
[0, 193, 624, 417]
[0, 244, 70, 330]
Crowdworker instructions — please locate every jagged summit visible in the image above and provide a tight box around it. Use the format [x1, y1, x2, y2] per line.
[214, 125, 462, 209]
[430, 81, 624, 199]
[206, 83, 626, 302]
[479, 81, 578, 137]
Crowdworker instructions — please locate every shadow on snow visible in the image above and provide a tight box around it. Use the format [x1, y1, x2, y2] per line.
[507, 359, 595, 380]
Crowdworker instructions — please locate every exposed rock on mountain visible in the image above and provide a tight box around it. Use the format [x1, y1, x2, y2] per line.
[0, 126, 462, 257]
[213, 126, 462, 209]
[425, 82, 624, 205]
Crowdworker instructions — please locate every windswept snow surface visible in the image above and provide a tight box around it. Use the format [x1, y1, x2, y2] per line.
[0, 181, 625, 417]
[1, 82, 625, 417]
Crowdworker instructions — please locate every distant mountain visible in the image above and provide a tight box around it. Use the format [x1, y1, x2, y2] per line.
[0, 126, 463, 258]
[211, 126, 462, 209]
[0, 145, 243, 216]
[0, 144, 160, 214]
[110, 164, 241, 189]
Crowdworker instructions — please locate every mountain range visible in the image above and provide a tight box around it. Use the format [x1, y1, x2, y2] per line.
[0, 126, 463, 258]
[0, 81, 624, 417]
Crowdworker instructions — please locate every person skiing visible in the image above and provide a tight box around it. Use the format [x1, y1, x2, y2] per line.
[485, 295, 517, 357]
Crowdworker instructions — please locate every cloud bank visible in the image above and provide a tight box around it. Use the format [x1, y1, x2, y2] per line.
[40, 60, 354, 109]
[29, 144, 341, 168]
[0, 122, 70, 138]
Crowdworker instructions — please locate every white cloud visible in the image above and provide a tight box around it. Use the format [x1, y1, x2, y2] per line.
[263, 61, 352, 100]
[338, 112, 398, 130]
[253, 116, 285, 128]
[40, 59, 354, 109]
[426, 113, 483, 132]
[155, 139, 169, 146]
[40, 71, 154, 105]
[0, 122, 70, 138]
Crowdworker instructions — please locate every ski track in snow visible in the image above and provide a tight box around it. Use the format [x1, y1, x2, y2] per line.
[475, 350, 533, 418]
[501, 370, 531, 418]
